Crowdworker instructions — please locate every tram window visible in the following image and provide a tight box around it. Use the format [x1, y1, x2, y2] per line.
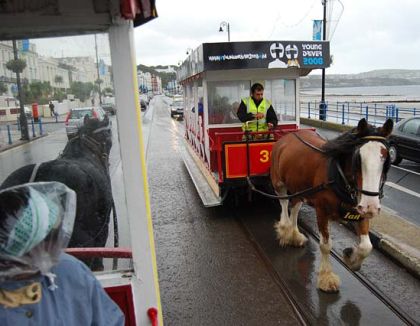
[207, 80, 250, 124]
[264, 79, 296, 122]
[0, 34, 131, 273]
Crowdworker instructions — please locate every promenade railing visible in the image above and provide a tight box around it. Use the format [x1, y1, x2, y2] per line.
[301, 101, 418, 126]
[0, 117, 64, 149]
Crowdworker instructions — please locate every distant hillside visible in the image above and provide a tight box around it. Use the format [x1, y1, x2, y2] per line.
[137, 64, 177, 88]
[302, 69, 420, 88]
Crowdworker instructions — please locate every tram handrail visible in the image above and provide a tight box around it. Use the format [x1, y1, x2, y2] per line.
[65, 247, 132, 259]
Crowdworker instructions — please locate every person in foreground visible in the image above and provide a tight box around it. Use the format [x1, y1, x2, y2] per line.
[237, 82, 278, 137]
[0, 182, 124, 325]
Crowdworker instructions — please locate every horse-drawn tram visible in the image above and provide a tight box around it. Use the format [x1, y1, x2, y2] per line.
[177, 42, 419, 325]
[0, 1, 161, 325]
[177, 40, 331, 206]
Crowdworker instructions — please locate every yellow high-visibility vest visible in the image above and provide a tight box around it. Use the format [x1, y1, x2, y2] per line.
[241, 97, 271, 132]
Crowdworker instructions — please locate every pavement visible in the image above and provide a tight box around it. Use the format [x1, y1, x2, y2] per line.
[302, 117, 420, 279]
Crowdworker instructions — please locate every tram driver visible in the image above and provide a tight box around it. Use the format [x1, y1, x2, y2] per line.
[237, 82, 278, 138]
[0, 182, 124, 325]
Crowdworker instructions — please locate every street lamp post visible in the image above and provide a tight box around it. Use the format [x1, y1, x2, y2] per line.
[94, 34, 102, 105]
[319, 0, 327, 121]
[12, 40, 29, 141]
[219, 21, 230, 42]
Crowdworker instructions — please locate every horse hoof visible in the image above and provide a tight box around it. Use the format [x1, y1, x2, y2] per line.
[317, 271, 340, 293]
[291, 230, 308, 247]
[343, 247, 353, 258]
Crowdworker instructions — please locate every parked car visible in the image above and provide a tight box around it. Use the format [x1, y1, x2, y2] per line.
[101, 103, 116, 115]
[170, 99, 184, 119]
[140, 99, 148, 112]
[24, 106, 32, 119]
[388, 117, 420, 165]
[65, 106, 106, 138]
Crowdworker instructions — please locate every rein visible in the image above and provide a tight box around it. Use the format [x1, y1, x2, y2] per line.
[247, 132, 388, 201]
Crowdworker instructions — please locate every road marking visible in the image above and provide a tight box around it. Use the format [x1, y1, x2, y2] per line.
[392, 165, 420, 176]
[386, 181, 420, 199]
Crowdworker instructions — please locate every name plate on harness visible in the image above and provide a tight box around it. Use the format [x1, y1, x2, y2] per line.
[340, 204, 363, 221]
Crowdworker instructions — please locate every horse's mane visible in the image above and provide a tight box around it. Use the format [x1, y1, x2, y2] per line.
[322, 124, 381, 158]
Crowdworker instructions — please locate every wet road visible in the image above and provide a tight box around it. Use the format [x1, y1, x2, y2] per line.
[147, 97, 303, 325]
[148, 97, 419, 325]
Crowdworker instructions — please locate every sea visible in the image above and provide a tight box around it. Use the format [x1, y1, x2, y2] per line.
[301, 84, 420, 99]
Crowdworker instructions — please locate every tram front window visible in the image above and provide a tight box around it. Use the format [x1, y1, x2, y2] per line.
[207, 79, 296, 125]
[264, 79, 296, 122]
[207, 80, 250, 124]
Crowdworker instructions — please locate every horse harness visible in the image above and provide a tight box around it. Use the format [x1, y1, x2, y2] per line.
[27, 126, 118, 251]
[247, 132, 390, 221]
[64, 127, 111, 172]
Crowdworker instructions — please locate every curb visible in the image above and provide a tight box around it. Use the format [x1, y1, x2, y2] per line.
[369, 229, 420, 279]
[0, 133, 48, 154]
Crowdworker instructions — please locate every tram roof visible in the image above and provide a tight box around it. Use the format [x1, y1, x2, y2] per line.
[0, 0, 157, 40]
[177, 40, 331, 82]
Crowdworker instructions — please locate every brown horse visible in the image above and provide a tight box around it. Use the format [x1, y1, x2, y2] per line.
[270, 118, 393, 292]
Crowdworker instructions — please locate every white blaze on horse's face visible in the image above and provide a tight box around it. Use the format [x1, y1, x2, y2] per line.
[357, 141, 386, 217]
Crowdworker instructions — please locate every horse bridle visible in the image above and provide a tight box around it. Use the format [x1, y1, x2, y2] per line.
[293, 133, 390, 201]
[62, 126, 112, 171]
[80, 128, 112, 170]
[349, 136, 390, 199]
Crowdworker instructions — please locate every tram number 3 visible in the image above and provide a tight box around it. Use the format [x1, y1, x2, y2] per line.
[259, 150, 270, 163]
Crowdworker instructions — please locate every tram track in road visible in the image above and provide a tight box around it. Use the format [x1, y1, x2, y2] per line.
[232, 197, 418, 325]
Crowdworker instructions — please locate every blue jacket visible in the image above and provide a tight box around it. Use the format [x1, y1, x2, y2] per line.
[0, 253, 124, 326]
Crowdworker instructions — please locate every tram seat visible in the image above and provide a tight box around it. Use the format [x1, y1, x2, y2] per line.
[66, 248, 136, 326]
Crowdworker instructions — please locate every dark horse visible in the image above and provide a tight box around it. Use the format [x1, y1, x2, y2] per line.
[270, 118, 393, 292]
[1, 115, 113, 270]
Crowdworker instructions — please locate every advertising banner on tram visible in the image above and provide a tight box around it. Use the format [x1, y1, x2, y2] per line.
[203, 41, 330, 71]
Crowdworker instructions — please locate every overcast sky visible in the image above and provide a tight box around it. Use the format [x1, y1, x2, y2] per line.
[34, 0, 420, 75]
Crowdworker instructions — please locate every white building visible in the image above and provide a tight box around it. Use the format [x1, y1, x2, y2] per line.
[0, 41, 40, 94]
[137, 70, 153, 93]
[0, 40, 113, 99]
[60, 56, 97, 84]
[155, 65, 176, 74]
[38, 57, 70, 89]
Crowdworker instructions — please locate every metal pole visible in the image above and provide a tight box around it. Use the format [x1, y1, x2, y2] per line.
[12, 40, 29, 140]
[94, 34, 102, 105]
[319, 0, 327, 121]
[227, 23, 230, 42]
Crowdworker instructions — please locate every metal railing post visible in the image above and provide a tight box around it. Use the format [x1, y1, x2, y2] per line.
[395, 107, 399, 122]
[341, 104, 345, 124]
[31, 119, 36, 138]
[365, 105, 369, 121]
[7, 125, 12, 145]
[38, 118, 43, 135]
[347, 102, 350, 124]
[374, 104, 377, 125]
[308, 102, 311, 118]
